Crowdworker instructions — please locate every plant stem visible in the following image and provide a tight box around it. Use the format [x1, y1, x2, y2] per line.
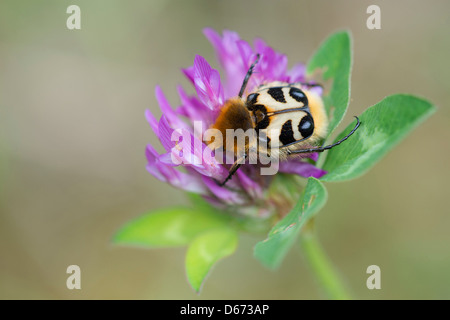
[300, 219, 351, 300]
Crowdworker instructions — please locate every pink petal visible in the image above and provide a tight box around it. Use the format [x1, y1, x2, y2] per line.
[308, 152, 319, 162]
[254, 38, 289, 82]
[203, 28, 225, 61]
[287, 63, 306, 83]
[158, 115, 176, 152]
[159, 115, 228, 179]
[145, 144, 207, 194]
[145, 109, 159, 136]
[176, 85, 212, 129]
[279, 160, 327, 179]
[202, 176, 246, 205]
[193, 55, 224, 111]
[236, 170, 263, 199]
[182, 65, 195, 84]
[155, 86, 188, 130]
[204, 28, 250, 97]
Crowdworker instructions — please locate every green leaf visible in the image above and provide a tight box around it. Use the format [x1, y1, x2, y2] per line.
[322, 94, 436, 182]
[186, 228, 238, 293]
[307, 30, 352, 136]
[254, 178, 328, 269]
[113, 206, 231, 247]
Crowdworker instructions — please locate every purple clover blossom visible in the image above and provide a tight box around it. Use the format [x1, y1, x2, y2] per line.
[145, 29, 327, 214]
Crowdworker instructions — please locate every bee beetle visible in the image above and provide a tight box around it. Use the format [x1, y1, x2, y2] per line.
[209, 54, 360, 186]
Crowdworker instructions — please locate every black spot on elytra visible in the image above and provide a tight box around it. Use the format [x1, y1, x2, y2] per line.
[267, 87, 286, 103]
[289, 87, 308, 105]
[298, 114, 314, 138]
[279, 120, 296, 145]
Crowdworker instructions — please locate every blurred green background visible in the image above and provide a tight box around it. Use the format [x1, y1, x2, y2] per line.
[0, 0, 449, 299]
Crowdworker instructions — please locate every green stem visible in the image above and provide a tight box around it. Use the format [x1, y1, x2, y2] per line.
[300, 219, 351, 300]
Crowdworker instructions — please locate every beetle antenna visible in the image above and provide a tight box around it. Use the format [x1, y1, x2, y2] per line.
[289, 116, 361, 154]
[238, 54, 261, 98]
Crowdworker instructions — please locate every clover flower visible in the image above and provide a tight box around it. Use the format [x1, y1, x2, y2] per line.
[117, 29, 434, 297]
[145, 29, 326, 215]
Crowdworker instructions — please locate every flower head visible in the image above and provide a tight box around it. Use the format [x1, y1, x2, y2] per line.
[145, 29, 326, 216]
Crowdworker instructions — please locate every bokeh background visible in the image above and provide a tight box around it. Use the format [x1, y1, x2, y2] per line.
[1, 0, 449, 300]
